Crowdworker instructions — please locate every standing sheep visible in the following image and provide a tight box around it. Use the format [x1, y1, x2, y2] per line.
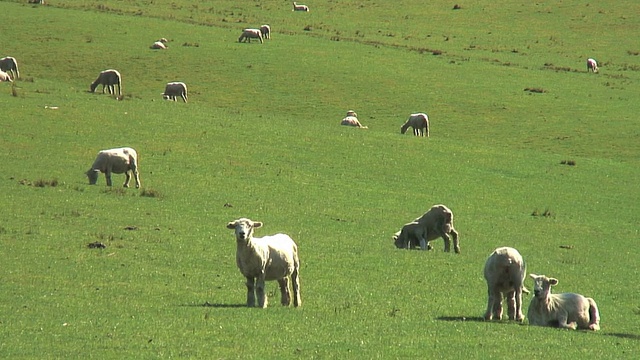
[86, 147, 140, 188]
[527, 274, 600, 330]
[483, 247, 529, 322]
[586, 58, 598, 73]
[238, 29, 263, 44]
[162, 82, 188, 102]
[90, 69, 122, 96]
[0, 57, 19, 80]
[0, 70, 12, 83]
[400, 113, 429, 137]
[392, 204, 459, 253]
[292, 2, 310, 11]
[227, 218, 301, 308]
[260, 25, 271, 40]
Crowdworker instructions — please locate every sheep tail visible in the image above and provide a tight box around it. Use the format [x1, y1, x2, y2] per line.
[587, 298, 600, 330]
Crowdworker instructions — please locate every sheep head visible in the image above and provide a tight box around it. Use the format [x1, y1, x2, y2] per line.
[227, 218, 263, 242]
[86, 169, 100, 185]
[530, 274, 558, 300]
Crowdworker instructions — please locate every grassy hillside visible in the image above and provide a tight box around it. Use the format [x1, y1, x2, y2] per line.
[1, 1, 638, 358]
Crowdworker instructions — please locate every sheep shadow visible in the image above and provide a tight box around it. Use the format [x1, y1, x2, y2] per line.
[182, 301, 246, 309]
[436, 316, 486, 323]
[605, 333, 640, 341]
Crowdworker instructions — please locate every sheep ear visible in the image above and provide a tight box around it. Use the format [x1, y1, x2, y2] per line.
[226, 221, 237, 229]
[253, 221, 263, 228]
[549, 278, 558, 286]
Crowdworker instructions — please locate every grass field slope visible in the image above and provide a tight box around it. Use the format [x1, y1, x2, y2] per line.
[0, 1, 638, 358]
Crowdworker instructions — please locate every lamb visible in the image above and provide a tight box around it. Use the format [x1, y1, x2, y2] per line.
[227, 218, 301, 308]
[238, 29, 263, 44]
[483, 247, 529, 322]
[0, 57, 19, 80]
[260, 25, 271, 40]
[292, 2, 310, 11]
[587, 58, 598, 73]
[162, 82, 188, 102]
[86, 147, 140, 188]
[0, 70, 12, 83]
[150, 38, 168, 50]
[392, 204, 459, 253]
[527, 274, 600, 330]
[90, 69, 122, 96]
[401, 113, 429, 137]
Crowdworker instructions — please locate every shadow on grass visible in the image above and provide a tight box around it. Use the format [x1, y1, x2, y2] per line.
[182, 301, 246, 308]
[605, 333, 640, 341]
[436, 316, 486, 323]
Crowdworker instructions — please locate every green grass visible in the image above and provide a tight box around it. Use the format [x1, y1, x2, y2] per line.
[1, 0, 639, 358]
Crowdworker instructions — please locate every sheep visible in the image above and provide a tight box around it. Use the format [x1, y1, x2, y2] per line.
[0, 70, 12, 83]
[587, 58, 598, 73]
[393, 204, 459, 253]
[226, 218, 301, 308]
[150, 38, 168, 50]
[527, 274, 600, 330]
[0, 57, 19, 80]
[238, 29, 263, 44]
[162, 82, 188, 102]
[483, 247, 529, 322]
[340, 110, 368, 128]
[86, 147, 140, 188]
[292, 2, 310, 11]
[90, 69, 122, 96]
[260, 25, 271, 40]
[400, 113, 429, 137]
[28, 0, 45, 4]
[346, 110, 358, 118]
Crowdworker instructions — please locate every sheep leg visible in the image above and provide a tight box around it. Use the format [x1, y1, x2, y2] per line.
[492, 291, 504, 320]
[123, 171, 131, 188]
[557, 311, 576, 330]
[506, 290, 516, 320]
[245, 276, 256, 307]
[449, 229, 460, 253]
[418, 237, 428, 250]
[291, 267, 301, 307]
[441, 233, 451, 252]
[105, 171, 113, 186]
[514, 288, 524, 322]
[256, 275, 267, 308]
[278, 278, 291, 306]
[132, 168, 140, 188]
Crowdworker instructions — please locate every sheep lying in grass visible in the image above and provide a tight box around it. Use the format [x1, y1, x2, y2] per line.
[483, 247, 529, 322]
[528, 274, 600, 330]
[227, 218, 301, 308]
[238, 29, 263, 44]
[293, 2, 309, 11]
[587, 58, 598, 73]
[0, 70, 12, 83]
[150, 38, 168, 49]
[90, 69, 122, 96]
[86, 147, 140, 188]
[0, 57, 19, 80]
[400, 113, 429, 137]
[260, 25, 271, 40]
[392, 204, 459, 253]
[162, 82, 188, 102]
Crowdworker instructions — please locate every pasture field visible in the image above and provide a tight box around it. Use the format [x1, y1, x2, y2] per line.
[0, 0, 639, 358]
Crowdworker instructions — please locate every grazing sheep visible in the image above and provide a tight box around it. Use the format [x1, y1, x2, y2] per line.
[86, 147, 140, 188]
[90, 69, 122, 96]
[150, 38, 168, 50]
[400, 113, 429, 137]
[227, 218, 301, 308]
[393, 204, 459, 253]
[587, 58, 598, 73]
[528, 274, 600, 330]
[392, 221, 433, 250]
[292, 2, 309, 11]
[238, 29, 263, 44]
[0, 70, 12, 83]
[260, 25, 271, 40]
[162, 82, 188, 102]
[483, 247, 529, 322]
[0, 57, 19, 80]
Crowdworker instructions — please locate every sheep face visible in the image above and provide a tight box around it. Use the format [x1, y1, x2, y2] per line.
[531, 274, 558, 300]
[86, 169, 100, 185]
[227, 218, 263, 241]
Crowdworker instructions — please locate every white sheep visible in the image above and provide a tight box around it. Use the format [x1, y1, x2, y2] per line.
[0, 70, 12, 83]
[587, 58, 598, 73]
[86, 147, 140, 188]
[90, 69, 122, 96]
[162, 82, 188, 102]
[0, 57, 19, 80]
[527, 274, 600, 330]
[483, 247, 529, 321]
[226, 218, 301, 308]
[392, 204, 459, 253]
[401, 113, 429, 137]
[150, 38, 168, 50]
[292, 2, 310, 11]
[238, 29, 263, 44]
[260, 25, 271, 40]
